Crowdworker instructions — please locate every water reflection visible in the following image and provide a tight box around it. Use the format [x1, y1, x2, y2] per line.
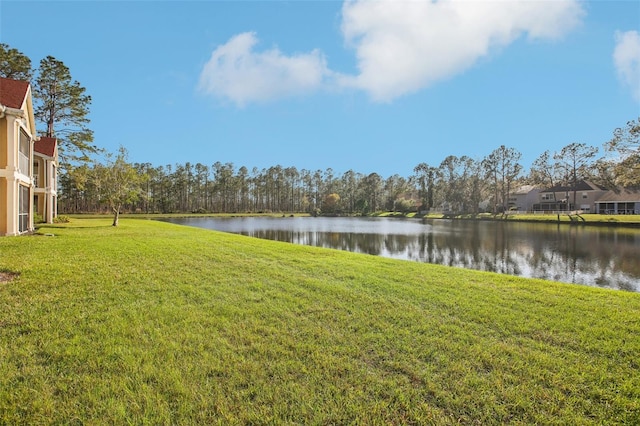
[167, 217, 640, 292]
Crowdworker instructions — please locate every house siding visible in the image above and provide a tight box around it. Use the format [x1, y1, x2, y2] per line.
[508, 186, 540, 212]
[594, 190, 640, 214]
[534, 181, 608, 213]
[0, 177, 7, 234]
[33, 137, 58, 223]
[0, 119, 7, 167]
[0, 78, 36, 235]
[595, 202, 640, 214]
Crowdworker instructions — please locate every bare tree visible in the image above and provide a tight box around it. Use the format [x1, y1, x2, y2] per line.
[413, 162, 437, 212]
[605, 117, 640, 188]
[529, 150, 565, 202]
[554, 142, 598, 210]
[483, 146, 522, 214]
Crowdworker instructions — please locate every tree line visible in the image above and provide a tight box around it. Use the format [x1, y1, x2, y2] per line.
[58, 127, 639, 217]
[2, 43, 638, 221]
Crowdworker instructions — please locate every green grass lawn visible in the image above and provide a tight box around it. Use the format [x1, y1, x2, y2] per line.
[1, 218, 639, 424]
[502, 213, 640, 224]
[383, 211, 640, 226]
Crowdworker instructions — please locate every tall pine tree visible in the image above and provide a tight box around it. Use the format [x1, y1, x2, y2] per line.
[33, 56, 97, 165]
[0, 43, 32, 81]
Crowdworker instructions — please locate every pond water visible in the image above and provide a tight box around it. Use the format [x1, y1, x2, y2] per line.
[166, 216, 640, 292]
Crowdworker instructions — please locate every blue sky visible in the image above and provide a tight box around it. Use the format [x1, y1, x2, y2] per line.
[2, 0, 639, 177]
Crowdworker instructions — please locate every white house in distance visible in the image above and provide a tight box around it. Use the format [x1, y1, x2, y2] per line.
[508, 185, 540, 212]
[0, 77, 36, 236]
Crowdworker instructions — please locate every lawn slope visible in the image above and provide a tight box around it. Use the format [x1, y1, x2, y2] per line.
[1, 219, 638, 424]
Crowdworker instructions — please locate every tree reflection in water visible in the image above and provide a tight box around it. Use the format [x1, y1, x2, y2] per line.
[168, 217, 640, 292]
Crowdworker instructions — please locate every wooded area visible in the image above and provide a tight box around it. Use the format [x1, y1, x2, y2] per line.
[58, 128, 640, 216]
[2, 43, 638, 218]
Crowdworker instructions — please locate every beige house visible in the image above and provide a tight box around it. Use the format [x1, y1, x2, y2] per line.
[1, 77, 37, 236]
[594, 189, 640, 215]
[534, 180, 608, 213]
[507, 185, 540, 212]
[33, 137, 58, 223]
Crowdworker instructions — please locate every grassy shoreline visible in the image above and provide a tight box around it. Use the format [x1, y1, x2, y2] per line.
[1, 218, 639, 424]
[390, 211, 640, 227]
[67, 211, 640, 228]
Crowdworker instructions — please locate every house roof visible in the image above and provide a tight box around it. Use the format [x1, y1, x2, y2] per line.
[34, 137, 57, 157]
[541, 180, 607, 193]
[511, 185, 540, 195]
[595, 189, 640, 203]
[0, 77, 30, 109]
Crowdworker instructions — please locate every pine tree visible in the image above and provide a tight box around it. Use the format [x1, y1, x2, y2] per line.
[0, 43, 32, 81]
[33, 56, 97, 165]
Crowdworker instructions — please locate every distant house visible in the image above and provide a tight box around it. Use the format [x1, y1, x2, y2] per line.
[508, 185, 540, 212]
[534, 180, 607, 213]
[594, 189, 640, 214]
[33, 137, 58, 223]
[0, 77, 37, 236]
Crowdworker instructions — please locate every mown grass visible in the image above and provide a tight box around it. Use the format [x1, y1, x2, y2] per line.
[500, 213, 640, 224]
[67, 212, 312, 220]
[1, 218, 639, 424]
[380, 211, 640, 225]
[74, 211, 640, 226]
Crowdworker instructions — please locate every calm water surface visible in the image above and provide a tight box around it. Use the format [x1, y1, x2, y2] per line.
[167, 217, 640, 292]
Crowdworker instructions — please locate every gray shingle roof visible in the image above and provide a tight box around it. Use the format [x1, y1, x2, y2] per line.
[595, 189, 640, 203]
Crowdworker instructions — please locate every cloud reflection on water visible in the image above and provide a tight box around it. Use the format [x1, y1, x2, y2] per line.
[171, 217, 640, 292]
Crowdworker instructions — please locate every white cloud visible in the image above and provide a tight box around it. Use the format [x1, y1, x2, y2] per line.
[199, 1, 585, 105]
[340, 0, 585, 102]
[198, 32, 330, 106]
[613, 30, 640, 101]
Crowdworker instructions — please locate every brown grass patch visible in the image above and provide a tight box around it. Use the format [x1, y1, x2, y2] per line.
[0, 271, 18, 283]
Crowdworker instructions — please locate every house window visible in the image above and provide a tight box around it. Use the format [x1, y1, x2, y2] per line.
[541, 193, 553, 201]
[19, 184, 29, 233]
[582, 192, 588, 199]
[52, 164, 57, 191]
[19, 129, 30, 175]
[33, 162, 40, 187]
